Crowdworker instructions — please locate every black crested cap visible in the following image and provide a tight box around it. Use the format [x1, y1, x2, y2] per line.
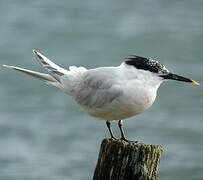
[125, 55, 168, 74]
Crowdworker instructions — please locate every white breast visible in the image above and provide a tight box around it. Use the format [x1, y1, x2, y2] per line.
[81, 81, 158, 121]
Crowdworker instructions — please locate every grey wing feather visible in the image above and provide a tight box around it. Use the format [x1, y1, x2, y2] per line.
[74, 69, 123, 108]
[32, 50, 69, 81]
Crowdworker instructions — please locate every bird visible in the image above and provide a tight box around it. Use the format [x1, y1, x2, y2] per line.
[3, 50, 200, 142]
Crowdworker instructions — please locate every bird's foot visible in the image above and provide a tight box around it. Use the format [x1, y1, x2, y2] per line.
[110, 137, 117, 140]
[120, 137, 138, 143]
[109, 134, 117, 140]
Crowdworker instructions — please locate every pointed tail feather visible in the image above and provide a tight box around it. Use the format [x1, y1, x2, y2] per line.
[2, 65, 56, 82]
[32, 50, 68, 81]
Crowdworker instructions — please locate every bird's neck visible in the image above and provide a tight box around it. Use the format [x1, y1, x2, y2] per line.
[119, 63, 162, 89]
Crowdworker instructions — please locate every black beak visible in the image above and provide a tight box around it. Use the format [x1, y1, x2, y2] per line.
[160, 73, 200, 85]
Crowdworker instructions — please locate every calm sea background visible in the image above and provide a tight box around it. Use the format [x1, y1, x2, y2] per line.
[0, 1, 203, 180]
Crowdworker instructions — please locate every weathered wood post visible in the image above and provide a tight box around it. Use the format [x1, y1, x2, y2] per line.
[93, 138, 163, 180]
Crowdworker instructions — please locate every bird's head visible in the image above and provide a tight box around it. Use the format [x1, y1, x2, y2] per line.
[124, 55, 199, 87]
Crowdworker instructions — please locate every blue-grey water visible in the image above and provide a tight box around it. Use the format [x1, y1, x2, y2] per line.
[0, 1, 203, 180]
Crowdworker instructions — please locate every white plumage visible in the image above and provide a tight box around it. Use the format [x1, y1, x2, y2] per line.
[3, 50, 198, 141]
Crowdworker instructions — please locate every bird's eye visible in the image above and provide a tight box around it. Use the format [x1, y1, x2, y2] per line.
[158, 66, 169, 74]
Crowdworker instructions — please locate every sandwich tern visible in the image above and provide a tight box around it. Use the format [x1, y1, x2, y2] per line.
[3, 50, 199, 142]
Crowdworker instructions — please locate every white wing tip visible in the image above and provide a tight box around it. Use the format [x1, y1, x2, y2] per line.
[2, 64, 11, 68]
[32, 49, 42, 57]
[32, 49, 38, 54]
[32, 49, 45, 61]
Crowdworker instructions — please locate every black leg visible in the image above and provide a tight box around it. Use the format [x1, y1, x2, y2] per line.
[118, 120, 128, 141]
[118, 120, 137, 143]
[106, 120, 116, 139]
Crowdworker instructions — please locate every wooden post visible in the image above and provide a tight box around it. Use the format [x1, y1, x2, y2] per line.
[93, 138, 163, 180]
